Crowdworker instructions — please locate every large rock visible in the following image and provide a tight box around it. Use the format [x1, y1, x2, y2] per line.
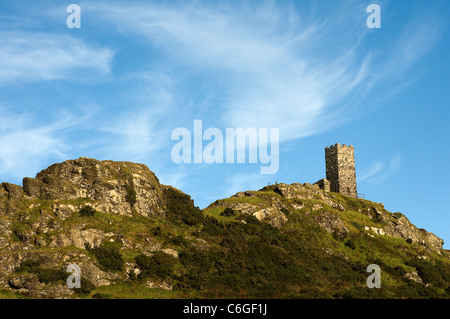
[253, 207, 288, 228]
[25, 157, 166, 217]
[2, 183, 24, 200]
[384, 214, 444, 254]
[8, 273, 43, 290]
[313, 211, 349, 239]
[51, 227, 105, 249]
[23, 177, 44, 198]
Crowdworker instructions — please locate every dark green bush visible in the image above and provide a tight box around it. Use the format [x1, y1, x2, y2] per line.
[135, 254, 154, 271]
[391, 266, 407, 277]
[220, 207, 236, 217]
[92, 242, 124, 271]
[201, 216, 224, 236]
[92, 292, 112, 299]
[15, 259, 42, 273]
[239, 214, 260, 225]
[169, 235, 188, 247]
[125, 184, 137, 206]
[135, 251, 177, 280]
[152, 226, 163, 237]
[393, 212, 403, 219]
[345, 239, 356, 250]
[406, 259, 446, 287]
[15, 260, 66, 284]
[163, 187, 204, 226]
[37, 268, 67, 284]
[79, 205, 97, 217]
[73, 278, 96, 295]
[406, 238, 413, 244]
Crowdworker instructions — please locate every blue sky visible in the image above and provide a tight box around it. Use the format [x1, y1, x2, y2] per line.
[0, 0, 449, 248]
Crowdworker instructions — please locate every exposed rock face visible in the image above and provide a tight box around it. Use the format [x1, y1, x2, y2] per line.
[210, 191, 288, 228]
[404, 271, 423, 284]
[253, 207, 288, 228]
[0, 157, 170, 297]
[383, 214, 444, 253]
[145, 280, 173, 290]
[23, 157, 166, 217]
[2, 182, 25, 200]
[313, 211, 349, 239]
[50, 227, 105, 249]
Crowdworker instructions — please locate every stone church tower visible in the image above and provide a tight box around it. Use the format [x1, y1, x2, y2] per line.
[324, 143, 357, 198]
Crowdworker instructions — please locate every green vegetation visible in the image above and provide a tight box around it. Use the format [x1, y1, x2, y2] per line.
[79, 205, 97, 217]
[125, 184, 137, 206]
[135, 251, 177, 280]
[92, 292, 112, 299]
[14, 260, 66, 284]
[220, 207, 237, 217]
[162, 187, 204, 226]
[2, 177, 449, 299]
[88, 242, 124, 272]
[74, 278, 96, 295]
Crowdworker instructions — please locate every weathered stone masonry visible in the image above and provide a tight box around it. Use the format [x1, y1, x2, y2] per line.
[315, 143, 357, 198]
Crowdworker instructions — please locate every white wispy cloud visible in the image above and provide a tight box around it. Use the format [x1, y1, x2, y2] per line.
[96, 110, 163, 161]
[85, 1, 441, 144]
[92, 71, 178, 161]
[358, 153, 401, 184]
[0, 31, 114, 83]
[221, 171, 270, 199]
[83, 1, 373, 141]
[380, 14, 443, 77]
[0, 0, 441, 189]
[0, 106, 73, 180]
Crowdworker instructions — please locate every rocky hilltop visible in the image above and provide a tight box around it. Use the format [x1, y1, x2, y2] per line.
[18, 157, 165, 216]
[0, 158, 448, 299]
[208, 183, 444, 253]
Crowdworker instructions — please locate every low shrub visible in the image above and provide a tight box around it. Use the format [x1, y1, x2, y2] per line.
[37, 268, 67, 284]
[201, 216, 224, 236]
[151, 226, 163, 237]
[92, 292, 112, 299]
[393, 212, 403, 219]
[79, 205, 97, 217]
[220, 208, 237, 217]
[163, 187, 204, 226]
[135, 251, 177, 280]
[15, 260, 66, 284]
[73, 278, 96, 295]
[125, 184, 137, 206]
[345, 239, 356, 250]
[15, 260, 42, 273]
[92, 242, 124, 271]
[168, 235, 188, 247]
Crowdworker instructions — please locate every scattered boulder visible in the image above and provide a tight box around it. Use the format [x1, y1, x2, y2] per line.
[404, 271, 423, 284]
[313, 211, 349, 239]
[384, 214, 444, 253]
[253, 207, 287, 228]
[2, 183, 24, 200]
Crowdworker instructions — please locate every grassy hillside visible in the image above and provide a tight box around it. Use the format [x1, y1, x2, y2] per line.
[2, 182, 448, 299]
